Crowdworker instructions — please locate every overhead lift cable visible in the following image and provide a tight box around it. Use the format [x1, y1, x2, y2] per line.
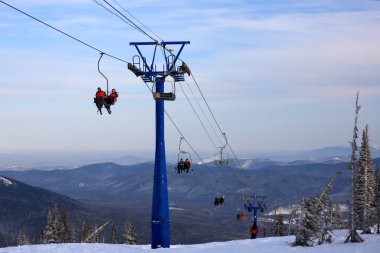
[184, 80, 224, 146]
[165, 111, 221, 193]
[189, 73, 246, 169]
[98, 0, 159, 43]
[110, 0, 163, 42]
[178, 82, 219, 150]
[186, 71, 252, 193]
[92, 0, 157, 41]
[92, 0, 143, 32]
[0, 0, 129, 65]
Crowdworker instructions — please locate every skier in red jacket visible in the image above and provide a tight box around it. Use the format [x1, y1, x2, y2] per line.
[94, 87, 107, 115]
[250, 224, 259, 239]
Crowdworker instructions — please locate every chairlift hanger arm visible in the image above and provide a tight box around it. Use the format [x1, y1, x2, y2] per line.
[179, 137, 185, 153]
[97, 52, 109, 94]
[222, 133, 228, 149]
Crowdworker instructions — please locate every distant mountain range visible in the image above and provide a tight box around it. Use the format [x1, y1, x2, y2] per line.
[246, 146, 380, 162]
[5, 157, 380, 209]
[1, 146, 379, 170]
[0, 153, 151, 170]
[1, 158, 379, 246]
[1, 159, 364, 207]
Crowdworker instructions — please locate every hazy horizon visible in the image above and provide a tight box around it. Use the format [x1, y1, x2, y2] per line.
[1, 145, 380, 170]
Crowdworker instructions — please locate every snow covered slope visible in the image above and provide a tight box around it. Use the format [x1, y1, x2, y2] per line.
[3, 230, 379, 253]
[0, 176, 13, 186]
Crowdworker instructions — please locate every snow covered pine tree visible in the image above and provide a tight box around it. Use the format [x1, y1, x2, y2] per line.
[345, 91, 364, 243]
[123, 220, 137, 245]
[357, 125, 376, 234]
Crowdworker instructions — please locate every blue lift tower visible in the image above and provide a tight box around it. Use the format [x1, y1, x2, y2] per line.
[128, 41, 190, 249]
[244, 195, 266, 238]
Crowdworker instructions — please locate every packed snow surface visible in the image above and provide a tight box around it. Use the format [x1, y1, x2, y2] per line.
[2, 230, 379, 253]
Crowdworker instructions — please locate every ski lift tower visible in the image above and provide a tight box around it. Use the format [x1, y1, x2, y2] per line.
[128, 41, 190, 249]
[244, 195, 266, 237]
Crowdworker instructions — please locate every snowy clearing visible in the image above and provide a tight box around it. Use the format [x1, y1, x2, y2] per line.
[2, 230, 379, 253]
[0, 176, 13, 186]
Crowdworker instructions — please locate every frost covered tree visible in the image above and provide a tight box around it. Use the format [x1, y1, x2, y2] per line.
[327, 202, 344, 230]
[272, 212, 285, 237]
[52, 204, 61, 243]
[292, 197, 321, 246]
[17, 231, 30, 246]
[318, 201, 334, 245]
[31, 233, 39, 245]
[111, 223, 118, 244]
[86, 224, 99, 243]
[42, 204, 62, 243]
[375, 166, 380, 234]
[70, 225, 78, 243]
[287, 207, 299, 236]
[357, 125, 376, 233]
[84, 221, 111, 243]
[318, 210, 333, 246]
[123, 220, 137, 245]
[81, 221, 90, 243]
[345, 91, 364, 243]
[293, 171, 341, 246]
[61, 209, 70, 243]
[316, 171, 341, 245]
[42, 210, 54, 243]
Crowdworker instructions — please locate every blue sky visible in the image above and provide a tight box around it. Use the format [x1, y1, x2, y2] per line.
[0, 0, 379, 161]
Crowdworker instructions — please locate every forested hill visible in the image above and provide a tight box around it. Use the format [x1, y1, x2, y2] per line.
[4, 158, 380, 208]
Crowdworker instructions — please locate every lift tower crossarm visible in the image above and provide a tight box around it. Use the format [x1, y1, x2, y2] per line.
[129, 41, 190, 78]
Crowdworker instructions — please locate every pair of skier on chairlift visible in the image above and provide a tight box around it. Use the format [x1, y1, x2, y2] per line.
[177, 158, 192, 174]
[94, 87, 118, 115]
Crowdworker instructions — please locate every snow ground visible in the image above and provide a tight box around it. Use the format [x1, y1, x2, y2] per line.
[2, 230, 379, 253]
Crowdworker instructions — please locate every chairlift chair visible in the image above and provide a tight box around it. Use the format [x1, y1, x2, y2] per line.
[214, 146, 229, 166]
[236, 213, 244, 221]
[152, 81, 176, 101]
[214, 195, 225, 206]
[214, 133, 229, 166]
[176, 137, 192, 174]
[94, 52, 119, 115]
